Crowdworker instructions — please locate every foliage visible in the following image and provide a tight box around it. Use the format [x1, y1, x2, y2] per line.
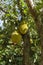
[0, 0, 43, 65]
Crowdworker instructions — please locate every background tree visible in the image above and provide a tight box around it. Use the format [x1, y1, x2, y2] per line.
[0, 0, 43, 65]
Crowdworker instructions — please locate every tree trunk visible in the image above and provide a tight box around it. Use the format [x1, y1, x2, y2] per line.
[25, 0, 43, 65]
[34, 18, 43, 65]
[34, 16, 43, 65]
[22, 33, 35, 65]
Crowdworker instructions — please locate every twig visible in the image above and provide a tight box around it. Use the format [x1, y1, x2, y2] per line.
[0, 7, 8, 13]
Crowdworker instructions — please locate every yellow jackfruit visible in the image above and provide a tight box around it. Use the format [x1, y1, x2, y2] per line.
[11, 31, 22, 43]
[19, 21, 28, 34]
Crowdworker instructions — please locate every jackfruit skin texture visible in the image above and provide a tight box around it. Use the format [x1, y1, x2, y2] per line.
[11, 31, 22, 43]
[19, 22, 28, 34]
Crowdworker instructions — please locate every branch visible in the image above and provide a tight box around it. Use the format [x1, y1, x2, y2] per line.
[17, 0, 25, 18]
[0, 7, 18, 19]
[0, 7, 8, 13]
[25, 0, 43, 32]
[24, 0, 38, 18]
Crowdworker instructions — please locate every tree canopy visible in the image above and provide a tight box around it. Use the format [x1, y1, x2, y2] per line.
[0, 0, 43, 65]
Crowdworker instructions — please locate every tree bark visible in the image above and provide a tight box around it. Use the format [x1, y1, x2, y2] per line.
[25, 0, 43, 65]
[22, 33, 35, 65]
